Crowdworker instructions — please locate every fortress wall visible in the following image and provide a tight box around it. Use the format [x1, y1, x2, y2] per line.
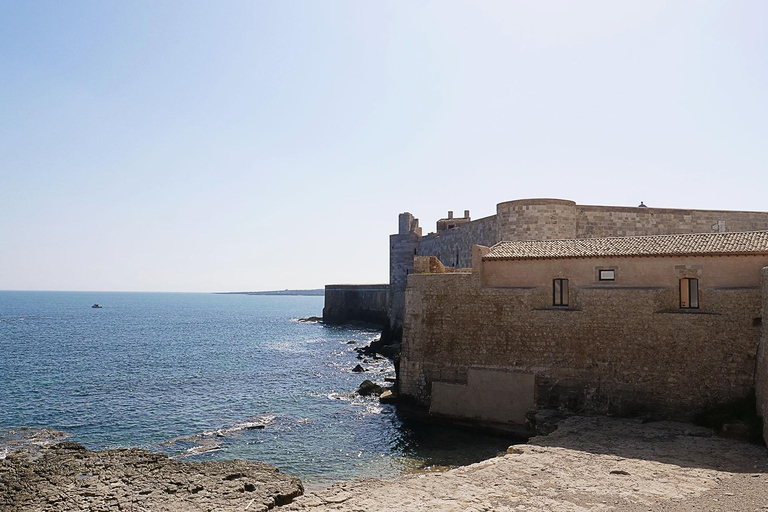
[418, 215, 498, 268]
[576, 205, 768, 238]
[496, 199, 578, 241]
[392, 199, 768, 338]
[400, 271, 761, 424]
[756, 267, 768, 445]
[322, 284, 389, 326]
[388, 231, 421, 329]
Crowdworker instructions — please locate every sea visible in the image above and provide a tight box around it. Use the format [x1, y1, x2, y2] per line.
[0, 291, 513, 488]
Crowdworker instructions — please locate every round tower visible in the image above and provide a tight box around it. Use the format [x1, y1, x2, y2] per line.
[496, 198, 577, 241]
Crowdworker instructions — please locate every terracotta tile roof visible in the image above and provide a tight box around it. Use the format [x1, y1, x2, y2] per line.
[484, 231, 768, 260]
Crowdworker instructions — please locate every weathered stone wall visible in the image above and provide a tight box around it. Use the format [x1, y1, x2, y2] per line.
[388, 233, 420, 329]
[400, 263, 762, 424]
[755, 267, 768, 444]
[496, 199, 578, 241]
[408, 199, 768, 289]
[419, 215, 497, 269]
[576, 205, 768, 238]
[391, 199, 768, 343]
[323, 284, 389, 326]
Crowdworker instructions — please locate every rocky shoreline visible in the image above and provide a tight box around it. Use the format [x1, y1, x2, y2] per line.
[0, 442, 303, 512]
[3, 416, 767, 511]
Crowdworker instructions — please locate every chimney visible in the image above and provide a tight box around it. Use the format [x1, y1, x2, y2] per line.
[464, 210, 470, 219]
[447, 211, 454, 219]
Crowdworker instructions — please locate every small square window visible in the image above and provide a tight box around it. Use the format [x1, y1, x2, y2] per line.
[599, 270, 615, 281]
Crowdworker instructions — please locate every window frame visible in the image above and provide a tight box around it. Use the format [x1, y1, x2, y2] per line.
[598, 269, 616, 281]
[679, 277, 699, 309]
[553, 278, 569, 306]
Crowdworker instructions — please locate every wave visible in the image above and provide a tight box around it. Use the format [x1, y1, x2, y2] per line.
[0, 427, 71, 459]
[200, 416, 277, 438]
[163, 415, 278, 458]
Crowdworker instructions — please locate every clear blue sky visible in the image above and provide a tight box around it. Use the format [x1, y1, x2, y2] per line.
[1, 1, 766, 292]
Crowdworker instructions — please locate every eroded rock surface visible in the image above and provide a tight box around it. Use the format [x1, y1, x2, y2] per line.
[283, 416, 768, 512]
[0, 441, 303, 512]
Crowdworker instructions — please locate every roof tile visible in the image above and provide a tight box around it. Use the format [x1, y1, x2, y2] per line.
[483, 231, 768, 260]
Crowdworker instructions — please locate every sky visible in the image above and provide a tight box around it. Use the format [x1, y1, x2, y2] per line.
[1, 1, 766, 292]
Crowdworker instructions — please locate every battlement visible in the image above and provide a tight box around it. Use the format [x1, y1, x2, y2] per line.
[436, 210, 471, 232]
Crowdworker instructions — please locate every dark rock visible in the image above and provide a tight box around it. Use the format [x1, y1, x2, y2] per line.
[298, 316, 322, 323]
[352, 364, 366, 373]
[357, 380, 384, 397]
[526, 409, 573, 435]
[378, 343, 400, 359]
[52, 441, 86, 451]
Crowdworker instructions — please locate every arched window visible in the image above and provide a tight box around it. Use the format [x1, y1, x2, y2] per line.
[680, 278, 699, 309]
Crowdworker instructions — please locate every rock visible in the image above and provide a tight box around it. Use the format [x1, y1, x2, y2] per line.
[298, 316, 322, 323]
[379, 390, 397, 404]
[721, 421, 751, 438]
[352, 364, 366, 373]
[378, 344, 400, 359]
[527, 409, 573, 435]
[357, 380, 383, 397]
[0, 443, 303, 511]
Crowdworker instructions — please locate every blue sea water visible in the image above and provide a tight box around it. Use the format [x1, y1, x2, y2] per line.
[0, 291, 512, 487]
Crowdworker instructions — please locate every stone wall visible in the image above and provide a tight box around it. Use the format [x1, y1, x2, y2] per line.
[388, 227, 421, 330]
[407, 199, 768, 288]
[496, 199, 578, 241]
[576, 205, 768, 238]
[322, 284, 389, 326]
[756, 267, 768, 444]
[400, 261, 763, 425]
[390, 199, 768, 343]
[419, 215, 497, 269]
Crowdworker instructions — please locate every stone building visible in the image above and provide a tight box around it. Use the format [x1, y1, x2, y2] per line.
[389, 199, 768, 435]
[400, 231, 768, 430]
[389, 199, 768, 336]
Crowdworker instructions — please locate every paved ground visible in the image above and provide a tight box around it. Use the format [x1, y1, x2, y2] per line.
[283, 416, 768, 512]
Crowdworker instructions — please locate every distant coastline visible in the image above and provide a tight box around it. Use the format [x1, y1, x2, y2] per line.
[215, 289, 324, 296]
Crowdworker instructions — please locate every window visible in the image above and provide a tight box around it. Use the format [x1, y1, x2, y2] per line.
[680, 278, 699, 309]
[599, 269, 615, 281]
[553, 279, 569, 306]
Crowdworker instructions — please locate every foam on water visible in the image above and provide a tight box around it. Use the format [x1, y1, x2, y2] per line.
[0, 427, 71, 459]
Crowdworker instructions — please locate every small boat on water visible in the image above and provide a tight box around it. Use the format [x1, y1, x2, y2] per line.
[91, 303, 103, 309]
